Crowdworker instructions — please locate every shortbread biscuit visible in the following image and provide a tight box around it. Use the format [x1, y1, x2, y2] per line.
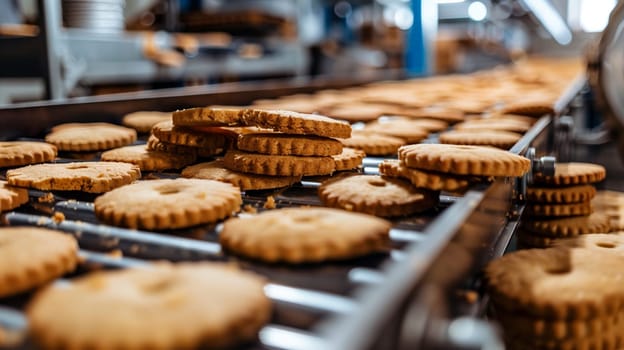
[101, 145, 196, 171]
[332, 147, 365, 171]
[45, 123, 137, 151]
[223, 150, 335, 176]
[0, 227, 78, 298]
[146, 135, 197, 155]
[151, 120, 227, 156]
[525, 202, 593, 217]
[323, 103, 389, 122]
[0, 141, 57, 167]
[522, 213, 611, 238]
[362, 120, 429, 143]
[516, 230, 556, 248]
[241, 109, 351, 139]
[379, 159, 473, 192]
[181, 160, 300, 191]
[0, 180, 28, 212]
[318, 174, 439, 217]
[122, 111, 171, 133]
[172, 105, 244, 127]
[533, 162, 606, 186]
[402, 107, 465, 123]
[7, 162, 141, 193]
[486, 248, 624, 319]
[505, 333, 623, 350]
[94, 178, 241, 230]
[220, 207, 391, 263]
[527, 185, 597, 204]
[28, 263, 271, 350]
[556, 233, 624, 254]
[367, 117, 448, 132]
[237, 132, 342, 156]
[340, 130, 405, 156]
[453, 118, 531, 133]
[398, 144, 531, 177]
[500, 100, 554, 117]
[439, 129, 522, 149]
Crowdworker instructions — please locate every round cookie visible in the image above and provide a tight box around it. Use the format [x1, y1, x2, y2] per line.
[237, 132, 342, 156]
[318, 174, 439, 217]
[362, 120, 429, 143]
[499, 99, 554, 117]
[223, 150, 335, 176]
[241, 109, 352, 139]
[533, 162, 606, 186]
[439, 130, 522, 149]
[220, 207, 391, 263]
[453, 118, 531, 133]
[172, 105, 244, 127]
[151, 120, 227, 156]
[332, 147, 365, 171]
[0, 180, 28, 212]
[45, 123, 137, 152]
[181, 160, 300, 191]
[521, 212, 611, 238]
[101, 145, 196, 171]
[27, 263, 271, 350]
[379, 159, 473, 192]
[122, 111, 171, 133]
[340, 130, 405, 156]
[368, 117, 449, 132]
[401, 107, 465, 124]
[94, 178, 241, 230]
[7, 162, 141, 193]
[524, 202, 593, 217]
[0, 227, 78, 298]
[323, 103, 389, 123]
[398, 144, 531, 177]
[0, 141, 57, 168]
[556, 233, 624, 254]
[527, 185, 597, 204]
[146, 135, 198, 155]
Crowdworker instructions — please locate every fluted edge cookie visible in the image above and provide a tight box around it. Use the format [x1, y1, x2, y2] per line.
[521, 213, 611, 238]
[438, 129, 522, 149]
[237, 132, 343, 156]
[340, 130, 405, 156]
[379, 159, 473, 192]
[332, 147, 365, 171]
[527, 185, 597, 204]
[151, 120, 228, 156]
[45, 123, 137, 152]
[0, 180, 28, 212]
[241, 109, 351, 139]
[524, 202, 593, 217]
[101, 145, 196, 171]
[533, 163, 606, 186]
[122, 111, 171, 133]
[223, 150, 335, 176]
[172, 105, 244, 127]
[0, 141, 57, 167]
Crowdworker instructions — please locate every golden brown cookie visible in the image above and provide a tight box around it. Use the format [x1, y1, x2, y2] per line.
[28, 263, 271, 350]
[555, 233, 624, 254]
[504, 333, 623, 350]
[151, 120, 227, 156]
[398, 144, 531, 177]
[7, 162, 141, 193]
[223, 150, 335, 176]
[485, 247, 624, 319]
[45, 123, 137, 152]
[0, 180, 28, 212]
[593, 190, 624, 211]
[368, 117, 449, 133]
[379, 159, 473, 192]
[453, 118, 531, 133]
[241, 109, 351, 139]
[0, 227, 78, 298]
[101, 145, 196, 171]
[521, 213, 611, 238]
[0, 141, 57, 168]
[332, 147, 365, 171]
[172, 105, 244, 127]
[533, 162, 606, 186]
[318, 174, 439, 217]
[499, 100, 555, 117]
[527, 185, 597, 204]
[220, 207, 391, 263]
[323, 103, 390, 122]
[146, 135, 198, 155]
[439, 129, 522, 149]
[362, 120, 429, 143]
[181, 160, 300, 191]
[401, 107, 465, 123]
[237, 132, 342, 156]
[516, 230, 556, 248]
[121, 111, 171, 133]
[94, 178, 241, 230]
[524, 202, 593, 217]
[340, 130, 405, 156]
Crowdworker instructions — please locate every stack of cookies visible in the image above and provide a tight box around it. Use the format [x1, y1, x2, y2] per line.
[519, 162, 610, 248]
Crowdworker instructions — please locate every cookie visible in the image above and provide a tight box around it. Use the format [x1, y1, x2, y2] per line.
[101, 145, 196, 171]
[398, 144, 531, 177]
[516, 230, 556, 248]
[223, 150, 335, 176]
[340, 130, 405, 156]
[241, 109, 351, 139]
[45, 123, 137, 151]
[504, 333, 623, 350]
[368, 117, 449, 133]
[439, 129, 522, 149]
[555, 233, 624, 254]
[0, 227, 78, 298]
[485, 247, 624, 319]
[0, 180, 28, 212]
[362, 120, 429, 143]
[593, 190, 624, 211]
[323, 103, 390, 122]
[181, 160, 300, 191]
[332, 147, 365, 171]
[0, 141, 57, 167]
[237, 132, 342, 156]
[220, 207, 391, 263]
[401, 107, 465, 123]
[533, 162, 606, 186]
[94, 178, 241, 230]
[453, 118, 531, 133]
[122, 111, 171, 133]
[151, 120, 228, 156]
[379, 159, 473, 192]
[146, 135, 197, 155]
[28, 263, 271, 350]
[521, 213, 611, 238]
[527, 185, 597, 204]
[7, 162, 141, 193]
[524, 202, 593, 217]
[318, 174, 439, 217]
[499, 100, 555, 117]
[172, 105, 244, 127]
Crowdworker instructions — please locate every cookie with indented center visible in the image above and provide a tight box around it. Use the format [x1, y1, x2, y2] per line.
[45, 123, 137, 151]
[0, 141, 57, 168]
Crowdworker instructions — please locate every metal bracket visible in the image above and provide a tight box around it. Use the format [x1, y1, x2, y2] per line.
[525, 147, 556, 185]
[555, 116, 574, 162]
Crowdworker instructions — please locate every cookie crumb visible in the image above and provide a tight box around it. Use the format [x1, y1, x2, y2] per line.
[263, 196, 276, 209]
[52, 211, 65, 224]
[243, 204, 258, 214]
[38, 192, 55, 203]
